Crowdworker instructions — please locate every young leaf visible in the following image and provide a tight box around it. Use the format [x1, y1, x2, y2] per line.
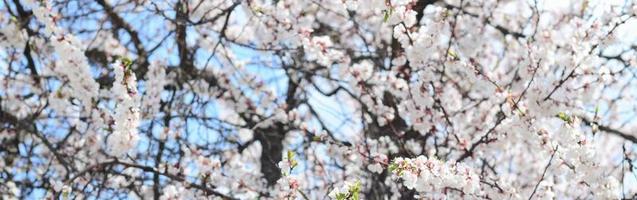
[288, 150, 298, 169]
[447, 49, 459, 60]
[383, 8, 393, 23]
[557, 112, 572, 123]
[383, 10, 390, 22]
[120, 57, 133, 70]
[349, 181, 361, 200]
[388, 163, 397, 172]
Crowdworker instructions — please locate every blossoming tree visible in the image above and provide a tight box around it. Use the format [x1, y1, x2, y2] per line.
[1, 0, 637, 199]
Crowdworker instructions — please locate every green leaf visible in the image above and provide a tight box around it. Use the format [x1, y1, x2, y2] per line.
[287, 150, 298, 169]
[557, 112, 572, 123]
[383, 8, 393, 23]
[287, 150, 294, 160]
[443, 9, 453, 19]
[252, 7, 263, 14]
[120, 57, 133, 70]
[388, 163, 397, 172]
[594, 105, 600, 114]
[447, 49, 459, 60]
[55, 89, 64, 98]
[62, 191, 69, 200]
[349, 181, 361, 200]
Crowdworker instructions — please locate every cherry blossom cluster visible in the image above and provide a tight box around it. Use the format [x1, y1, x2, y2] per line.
[106, 60, 140, 157]
[389, 156, 480, 197]
[328, 180, 362, 200]
[28, 0, 99, 110]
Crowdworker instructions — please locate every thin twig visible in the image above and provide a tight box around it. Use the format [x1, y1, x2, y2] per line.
[529, 145, 559, 200]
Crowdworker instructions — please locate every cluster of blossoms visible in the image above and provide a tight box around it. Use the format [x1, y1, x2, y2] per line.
[389, 156, 481, 197]
[272, 151, 303, 199]
[301, 34, 344, 66]
[0, 181, 19, 200]
[328, 180, 362, 200]
[106, 60, 140, 157]
[28, 0, 99, 110]
[385, 0, 419, 27]
[549, 116, 620, 199]
[160, 184, 191, 200]
[364, 136, 397, 174]
[0, 19, 27, 49]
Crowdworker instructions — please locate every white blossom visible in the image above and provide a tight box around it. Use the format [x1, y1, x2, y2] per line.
[106, 60, 140, 157]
